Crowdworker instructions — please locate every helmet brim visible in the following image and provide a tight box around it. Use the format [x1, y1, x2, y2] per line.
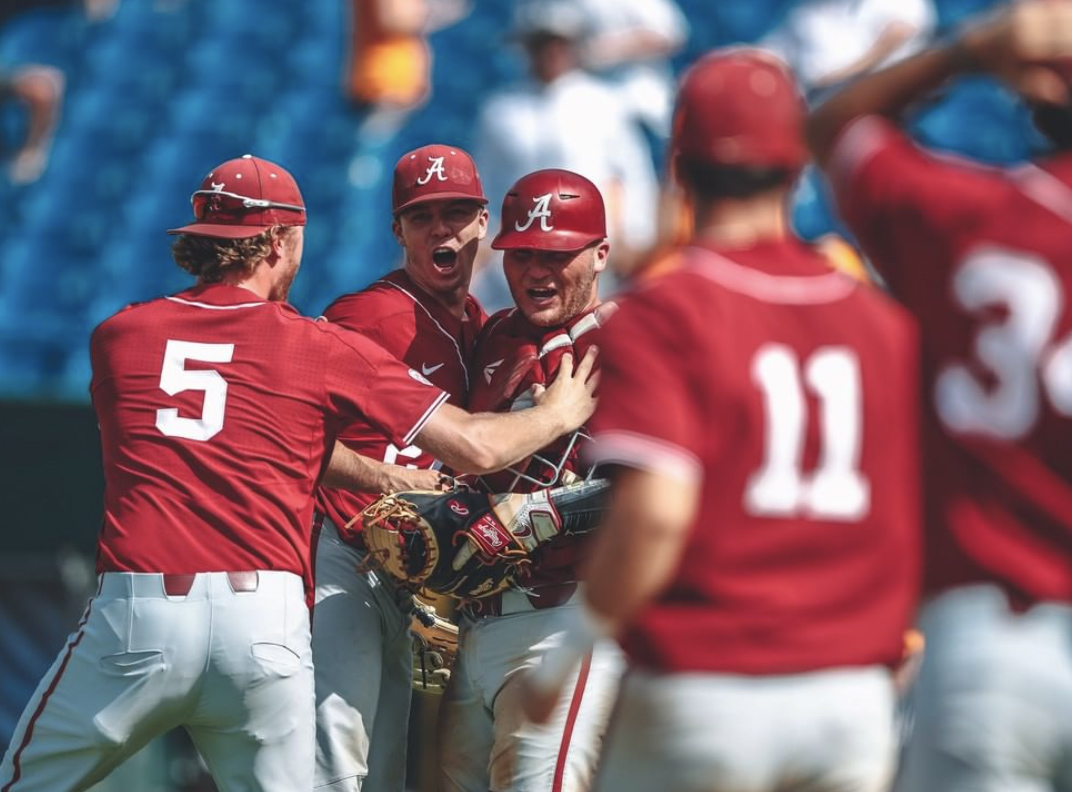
[491, 229, 603, 252]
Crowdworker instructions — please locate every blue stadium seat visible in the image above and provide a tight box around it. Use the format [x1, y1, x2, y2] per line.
[285, 36, 348, 91]
[57, 94, 158, 162]
[0, 8, 88, 72]
[83, 37, 182, 97]
[181, 39, 284, 108]
[90, 227, 180, 312]
[193, 1, 307, 65]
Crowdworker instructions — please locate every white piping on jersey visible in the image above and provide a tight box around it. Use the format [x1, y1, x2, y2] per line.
[537, 308, 607, 359]
[1010, 164, 1072, 227]
[378, 280, 470, 384]
[682, 247, 857, 305]
[165, 296, 269, 310]
[588, 430, 704, 486]
[403, 390, 450, 447]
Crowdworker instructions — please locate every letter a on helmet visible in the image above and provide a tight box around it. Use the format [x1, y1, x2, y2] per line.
[492, 169, 606, 252]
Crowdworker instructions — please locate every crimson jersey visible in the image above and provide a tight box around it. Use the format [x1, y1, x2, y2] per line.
[830, 118, 1072, 604]
[588, 240, 921, 674]
[90, 283, 447, 581]
[468, 304, 612, 589]
[315, 269, 485, 540]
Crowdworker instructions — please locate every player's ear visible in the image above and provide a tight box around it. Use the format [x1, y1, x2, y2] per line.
[592, 241, 610, 274]
[476, 208, 490, 240]
[268, 226, 287, 259]
[392, 218, 405, 247]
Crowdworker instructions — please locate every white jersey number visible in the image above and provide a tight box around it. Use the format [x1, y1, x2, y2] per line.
[936, 247, 1072, 439]
[745, 345, 870, 521]
[383, 443, 442, 471]
[155, 340, 235, 441]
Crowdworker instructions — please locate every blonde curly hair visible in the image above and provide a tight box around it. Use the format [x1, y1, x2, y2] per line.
[171, 226, 296, 283]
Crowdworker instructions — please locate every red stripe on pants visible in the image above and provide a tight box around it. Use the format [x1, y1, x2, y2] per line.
[2, 598, 94, 792]
[551, 650, 594, 792]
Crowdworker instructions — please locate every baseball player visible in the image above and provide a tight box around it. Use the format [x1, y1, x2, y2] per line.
[311, 143, 490, 792]
[520, 51, 922, 792]
[807, 2, 1072, 789]
[0, 154, 598, 792]
[437, 168, 624, 792]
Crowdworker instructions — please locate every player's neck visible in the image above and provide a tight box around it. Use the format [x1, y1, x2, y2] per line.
[217, 261, 278, 302]
[424, 285, 468, 320]
[693, 194, 790, 249]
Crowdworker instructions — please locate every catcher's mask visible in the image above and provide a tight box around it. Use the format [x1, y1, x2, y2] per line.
[495, 388, 593, 492]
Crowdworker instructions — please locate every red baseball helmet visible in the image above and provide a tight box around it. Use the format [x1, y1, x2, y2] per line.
[492, 169, 606, 252]
[672, 48, 807, 172]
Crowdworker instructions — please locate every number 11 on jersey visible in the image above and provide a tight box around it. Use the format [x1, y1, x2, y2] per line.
[745, 344, 870, 522]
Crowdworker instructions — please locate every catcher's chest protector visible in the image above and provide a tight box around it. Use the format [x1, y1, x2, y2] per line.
[469, 308, 607, 493]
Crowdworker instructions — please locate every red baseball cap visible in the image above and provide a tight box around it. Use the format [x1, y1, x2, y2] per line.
[167, 154, 306, 239]
[672, 49, 807, 172]
[492, 169, 606, 252]
[392, 144, 487, 215]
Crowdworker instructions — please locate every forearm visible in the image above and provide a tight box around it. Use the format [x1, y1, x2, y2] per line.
[417, 348, 596, 475]
[813, 23, 917, 88]
[582, 469, 698, 626]
[421, 404, 568, 475]
[806, 41, 971, 166]
[586, 31, 678, 68]
[323, 442, 435, 493]
[13, 67, 62, 151]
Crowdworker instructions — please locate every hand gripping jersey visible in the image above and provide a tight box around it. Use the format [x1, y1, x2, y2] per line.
[588, 240, 921, 674]
[89, 283, 448, 581]
[829, 118, 1072, 605]
[467, 302, 615, 593]
[315, 269, 485, 542]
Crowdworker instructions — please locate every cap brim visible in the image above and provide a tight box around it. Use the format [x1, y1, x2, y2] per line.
[394, 193, 488, 215]
[166, 222, 276, 239]
[491, 230, 603, 251]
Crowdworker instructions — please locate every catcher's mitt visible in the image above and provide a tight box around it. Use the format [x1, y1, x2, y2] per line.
[360, 479, 609, 601]
[410, 599, 458, 692]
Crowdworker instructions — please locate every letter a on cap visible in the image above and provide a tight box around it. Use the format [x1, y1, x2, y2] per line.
[417, 156, 448, 185]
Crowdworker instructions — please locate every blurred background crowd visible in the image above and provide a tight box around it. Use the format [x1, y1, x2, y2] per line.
[0, 0, 1037, 789]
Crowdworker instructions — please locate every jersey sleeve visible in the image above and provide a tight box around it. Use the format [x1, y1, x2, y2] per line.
[322, 326, 448, 448]
[826, 116, 991, 282]
[586, 287, 705, 485]
[321, 290, 411, 349]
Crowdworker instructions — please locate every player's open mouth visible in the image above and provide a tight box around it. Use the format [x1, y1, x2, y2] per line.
[432, 248, 458, 273]
[527, 287, 557, 305]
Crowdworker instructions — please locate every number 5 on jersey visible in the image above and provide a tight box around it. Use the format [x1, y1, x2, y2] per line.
[156, 339, 235, 441]
[745, 344, 870, 521]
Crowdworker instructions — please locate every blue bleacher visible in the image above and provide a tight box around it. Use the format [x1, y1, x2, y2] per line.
[0, 0, 1044, 400]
